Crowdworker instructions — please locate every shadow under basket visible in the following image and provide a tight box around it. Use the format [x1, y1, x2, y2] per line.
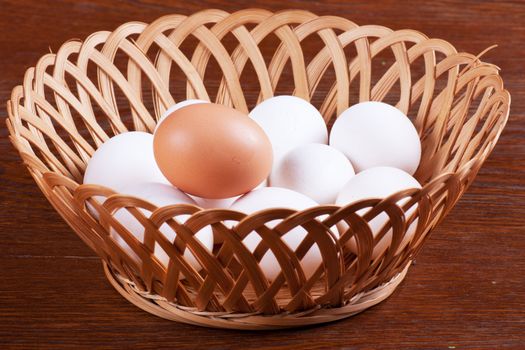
[6, 9, 510, 330]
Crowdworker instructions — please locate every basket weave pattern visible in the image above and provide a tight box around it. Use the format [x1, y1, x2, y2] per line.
[6, 9, 509, 329]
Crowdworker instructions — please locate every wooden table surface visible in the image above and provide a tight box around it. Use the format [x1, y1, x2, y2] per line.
[1, 1, 524, 348]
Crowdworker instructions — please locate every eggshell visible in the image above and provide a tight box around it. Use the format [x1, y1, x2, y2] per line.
[155, 99, 209, 132]
[154, 103, 273, 199]
[229, 187, 338, 281]
[270, 143, 355, 204]
[191, 180, 268, 245]
[192, 196, 238, 210]
[191, 180, 267, 209]
[249, 95, 328, 168]
[111, 182, 213, 277]
[330, 101, 421, 175]
[83, 132, 169, 216]
[335, 167, 422, 259]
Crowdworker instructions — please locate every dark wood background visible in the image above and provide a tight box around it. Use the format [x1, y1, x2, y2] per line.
[1, 0, 524, 349]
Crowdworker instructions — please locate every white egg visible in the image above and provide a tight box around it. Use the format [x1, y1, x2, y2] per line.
[110, 182, 213, 277]
[191, 180, 267, 209]
[83, 132, 169, 215]
[250, 95, 328, 168]
[229, 187, 337, 281]
[255, 179, 268, 190]
[335, 167, 422, 259]
[191, 180, 268, 245]
[270, 143, 355, 204]
[155, 99, 209, 132]
[330, 101, 421, 175]
[192, 196, 239, 210]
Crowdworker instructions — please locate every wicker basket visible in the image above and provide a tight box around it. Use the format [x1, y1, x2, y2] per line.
[6, 9, 510, 330]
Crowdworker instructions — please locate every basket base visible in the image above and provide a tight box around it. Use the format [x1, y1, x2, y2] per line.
[103, 262, 410, 330]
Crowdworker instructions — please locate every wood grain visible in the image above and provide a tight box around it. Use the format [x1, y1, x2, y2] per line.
[0, 0, 524, 348]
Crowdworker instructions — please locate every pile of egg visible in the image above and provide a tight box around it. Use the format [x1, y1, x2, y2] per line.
[84, 96, 422, 281]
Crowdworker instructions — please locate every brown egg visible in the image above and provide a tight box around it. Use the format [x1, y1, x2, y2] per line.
[153, 103, 273, 199]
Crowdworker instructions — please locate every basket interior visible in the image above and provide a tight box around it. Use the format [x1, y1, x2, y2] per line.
[6, 9, 510, 315]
